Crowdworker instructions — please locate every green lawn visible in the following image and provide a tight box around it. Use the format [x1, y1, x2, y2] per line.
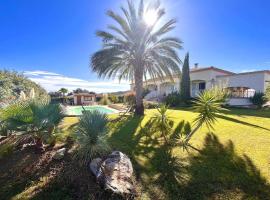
[107, 108, 270, 199]
[1, 108, 270, 200]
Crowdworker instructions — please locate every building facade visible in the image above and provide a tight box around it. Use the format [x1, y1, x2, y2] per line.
[131, 66, 270, 106]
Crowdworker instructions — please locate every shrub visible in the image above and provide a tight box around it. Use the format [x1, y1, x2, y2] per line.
[0, 70, 48, 107]
[144, 101, 159, 109]
[265, 85, 270, 101]
[100, 95, 111, 105]
[165, 92, 182, 107]
[250, 92, 267, 108]
[108, 94, 118, 103]
[1, 99, 64, 151]
[118, 95, 124, 103]
[124, 92, 136, 106]
[75, 110, 110, 165]
[0, 143, 14, 159]
[151, 104, 173, 145]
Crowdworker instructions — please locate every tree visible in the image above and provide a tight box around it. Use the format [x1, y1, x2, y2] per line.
[59, 88, 68, 97]
[250, 92, 267, 109]
[59, 88, 68, 103]
[180, 52, 191, 102]
[91, 0, 182, 115]
[265, 84, 270, 101]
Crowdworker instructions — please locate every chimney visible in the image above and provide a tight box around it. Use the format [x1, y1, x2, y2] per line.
[194, 63, 199, 69]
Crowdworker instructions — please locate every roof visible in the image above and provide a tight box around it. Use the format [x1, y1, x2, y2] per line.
[73, 93, 96, 96]
[217, 70, 270, 77]
[190, 66, 235, 75]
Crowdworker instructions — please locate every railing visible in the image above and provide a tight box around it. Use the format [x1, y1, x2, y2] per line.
[228, 90, 255, 98]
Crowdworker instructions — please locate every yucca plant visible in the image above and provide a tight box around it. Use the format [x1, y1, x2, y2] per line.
[184, 89, 227, 143]
[1, 99, 64, 152]
[75, 110, 110, 165]
[151, 104, 173, 145]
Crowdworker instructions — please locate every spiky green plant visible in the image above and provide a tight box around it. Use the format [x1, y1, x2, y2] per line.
[0, 99, 64, 151]
[91, 0, 182, 115]
[265, 84, 270, 101]
[152, 104, 173, 145]
[185, 89, 227, 143]
[75, 110, 110, 165]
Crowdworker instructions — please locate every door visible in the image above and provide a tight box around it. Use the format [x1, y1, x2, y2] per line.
[77, 96, 82, 105]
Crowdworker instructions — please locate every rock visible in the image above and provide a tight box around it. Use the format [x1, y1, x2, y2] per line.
[90, 151, 136, 196]
[90, 158, 102, 176]
[53, 148, 66, 160]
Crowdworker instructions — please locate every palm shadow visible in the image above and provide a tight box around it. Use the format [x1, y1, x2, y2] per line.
[105, 116, 270, 200]
[216, 113, 270, 131]
[182, 134, 270, 200]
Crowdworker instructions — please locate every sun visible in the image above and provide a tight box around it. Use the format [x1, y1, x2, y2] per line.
[143, 10, 158, 26]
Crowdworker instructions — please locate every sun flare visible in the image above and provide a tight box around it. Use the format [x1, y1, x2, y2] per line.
[143, 10, 158, 26]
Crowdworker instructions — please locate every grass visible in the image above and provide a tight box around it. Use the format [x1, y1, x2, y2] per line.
[0, 107, 270, 199]
[107, 108, 270, 199]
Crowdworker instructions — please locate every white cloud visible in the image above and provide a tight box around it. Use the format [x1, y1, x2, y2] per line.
[240, 69, 257, 73]
[24, 70, 130, 93]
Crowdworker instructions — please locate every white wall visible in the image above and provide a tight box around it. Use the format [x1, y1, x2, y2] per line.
[227, 98, 252, 106]
[216, 72, 266, 92]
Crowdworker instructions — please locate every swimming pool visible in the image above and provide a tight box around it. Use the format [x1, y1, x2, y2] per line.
[66, 106, 117, 116]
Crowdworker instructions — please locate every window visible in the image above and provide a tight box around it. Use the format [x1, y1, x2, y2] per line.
[84, 96, 93, 101]
[199, 82, 206, 90]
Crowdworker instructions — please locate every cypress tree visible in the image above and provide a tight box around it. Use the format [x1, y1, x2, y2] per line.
[180, 52, 191, 101]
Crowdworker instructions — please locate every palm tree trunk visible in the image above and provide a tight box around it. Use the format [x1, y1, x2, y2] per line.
[134, 65, 144, 115]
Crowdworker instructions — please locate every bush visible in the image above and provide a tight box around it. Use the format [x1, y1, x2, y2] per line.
[0, 143, 14, 159]
[108, 94, 118, 103]
[0, 98, 65, 151]
[124, 92, 136, 106]
[100, 95, 111, 105]
[165, 92, 182, 107]
[265, 85, 270, 101]
[250, 92, 267, 108]
[75, 110, 110, 165]
[144, 101, 159, 109]
[0, 70, 48, 107]
[118, 95, 124, 103]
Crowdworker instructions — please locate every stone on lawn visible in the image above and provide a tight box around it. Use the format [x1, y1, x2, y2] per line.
[90, 151, 136, 196]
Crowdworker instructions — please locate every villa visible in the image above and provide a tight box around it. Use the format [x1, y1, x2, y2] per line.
[132, 64, 270, 106]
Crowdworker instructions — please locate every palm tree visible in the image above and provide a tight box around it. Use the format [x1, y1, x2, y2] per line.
[1, 99, 64, 152]
[91, 0, 182, 115]
[59, 88, 68, 103]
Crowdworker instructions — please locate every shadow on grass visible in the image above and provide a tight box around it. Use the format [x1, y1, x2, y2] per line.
[216, 114, 270, 131]
[181, 134, 270, 199]
[108, 116, 270, 199]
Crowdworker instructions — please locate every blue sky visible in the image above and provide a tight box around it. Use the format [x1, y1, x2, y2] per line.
[0, 0, 270, 92]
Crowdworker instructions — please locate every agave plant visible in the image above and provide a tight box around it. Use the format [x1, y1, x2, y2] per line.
[75, 110, 110, 165]
[184, 88, 227, 143]
[91, 0, 182, 115]
[1, 99, 64, 151]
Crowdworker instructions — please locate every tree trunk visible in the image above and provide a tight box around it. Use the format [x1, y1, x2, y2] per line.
[134, 65, 144, 115]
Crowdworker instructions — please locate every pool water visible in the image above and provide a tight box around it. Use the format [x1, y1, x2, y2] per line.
[67, 106, 117, 116]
